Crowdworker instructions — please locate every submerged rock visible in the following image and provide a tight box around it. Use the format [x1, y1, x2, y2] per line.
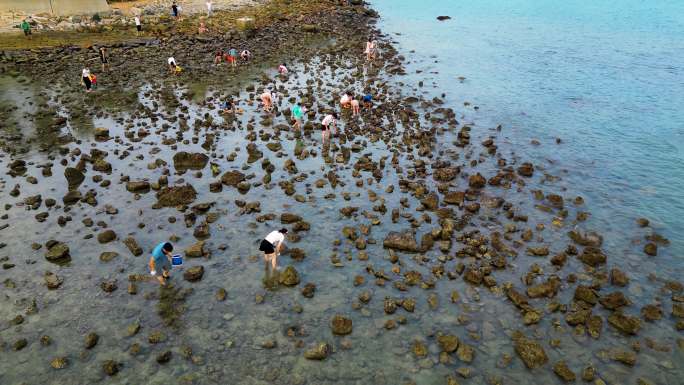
[279, 266, 300, 286]
[185, 241, 206, 258]
[608, 312, 641, 335]
[50, 356, 68, 369]
[156, 184, 197, 207]
[437, 334, 460, 353]
[123, 237, 143, 256]
[183, 266, 205, 282]
[553, 361, 576, 382]
[577, 247, 606, 267]
[97, 230, 117, 244]
[84, 332, 99, 349]
[330, 315, 353, 335]
[44, 272, 63, 289]
[102, 360, 120, 376]
[304, 342, 331, 360]
[45, 242, 70, 263]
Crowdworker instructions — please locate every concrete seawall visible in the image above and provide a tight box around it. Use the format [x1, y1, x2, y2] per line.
[0, 0, 110, 16]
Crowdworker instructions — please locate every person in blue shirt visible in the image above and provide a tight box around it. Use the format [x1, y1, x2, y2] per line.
[149, 242, 173, 285]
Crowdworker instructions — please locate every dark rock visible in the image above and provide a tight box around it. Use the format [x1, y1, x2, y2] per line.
[51, 356, 68, 369]
[610, 268, 629, 286]
[102, 360, 119, 376]
[99, 252, 119, 262]
[45, 242, 70, 263]
[45, 272, 63, 289]
[553, 361, 576, 382]
[156, 351, 172, 364]
[185, 241, 206, 258]
[281, 213, 302, 224]
[100, 280, 117, 292]
[221, 170, 246, 187]
[599, 292, 629, 310]
[574, 285, 598, 305]
[183, 266, 204, 282]
[173, 152, 209, 171]
[433, 167, 460, 182]
[62, 190, 82, 205]
[156, 184, 197, 207]
[608, 312, 641, 335]
[437, 334, 459, 353]
[468, 173, 486, 188]
[513, 331, 548, 369]
[641, 304, 662, 321]
[643, 242, 657, 256]
[64, 167, 85, 189]
[577, 247, 606, 267]
[304, 342, 330, 360]
[301, 283, 316, 298]
[517, 162, 534, 177]
[330, 314, 353, 335]
[126, 181, 150, 193]
[383, 231, 421, 252]
[123, 237, 143, 256]
[97, 229, 117, 244]
[85, 332, 99, 349]
[13, 338, 28, 351]
[279, 266, 300, 286]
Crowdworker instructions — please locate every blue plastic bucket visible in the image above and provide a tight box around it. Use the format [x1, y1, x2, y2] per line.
[171, 255, 183, 266]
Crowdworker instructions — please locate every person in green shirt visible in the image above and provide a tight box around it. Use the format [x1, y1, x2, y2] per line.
[291, 102, 305, 130]
[21, 19, 31, 39]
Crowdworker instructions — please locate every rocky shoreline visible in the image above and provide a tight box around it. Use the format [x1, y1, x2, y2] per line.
[0, 0, 681, 384]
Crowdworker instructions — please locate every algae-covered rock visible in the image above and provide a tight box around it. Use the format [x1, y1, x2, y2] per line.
[156, 184, 197, 207]
[330, 315, 353, 335]
[513, 331, 548, 369]
[184, 266, 204, 282]
[279, 266, 300, 286]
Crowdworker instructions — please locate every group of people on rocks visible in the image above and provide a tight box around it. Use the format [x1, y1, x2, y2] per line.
[77, 30, 379, 284]
[214, 48, 251, 67]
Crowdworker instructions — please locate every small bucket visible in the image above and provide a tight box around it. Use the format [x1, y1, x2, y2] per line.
[171, 254, 183, 266]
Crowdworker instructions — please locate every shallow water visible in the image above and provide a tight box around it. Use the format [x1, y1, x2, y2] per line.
[0, 3, 683, 385]
[371, 0, 684, 258]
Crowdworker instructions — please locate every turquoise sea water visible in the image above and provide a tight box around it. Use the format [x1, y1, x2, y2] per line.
[372, 0, 684, 260]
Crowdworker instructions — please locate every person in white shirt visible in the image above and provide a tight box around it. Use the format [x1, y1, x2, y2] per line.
[240, 49, 251, 61]
[167, 57, 177, 73]
[340, 91, 352, 108]
[206, 0, 213, 16]
[259, 228, 288, 271]
[278, 63, 288, 74]
[81, 67, 92, 92]
[321, 112, 338, 144]
[134, 16, 142, 35]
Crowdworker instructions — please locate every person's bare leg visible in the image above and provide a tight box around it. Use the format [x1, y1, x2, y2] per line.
[271, 253, 278, 270]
